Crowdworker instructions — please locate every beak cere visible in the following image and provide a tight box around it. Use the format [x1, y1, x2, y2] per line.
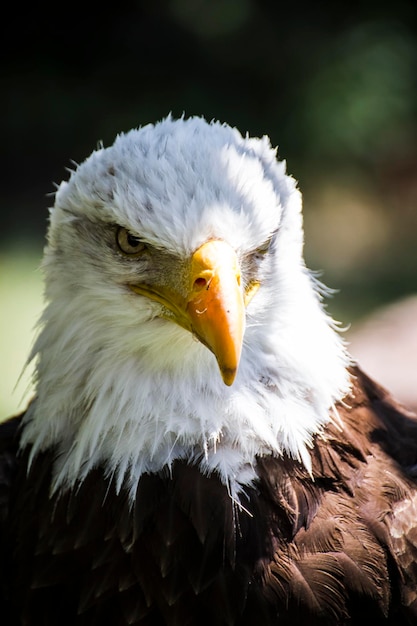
[186, 240, 245, 386]
[130, 239, 246, 386]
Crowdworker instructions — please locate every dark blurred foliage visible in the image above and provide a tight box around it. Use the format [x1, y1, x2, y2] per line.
[2, 0, 417, 318]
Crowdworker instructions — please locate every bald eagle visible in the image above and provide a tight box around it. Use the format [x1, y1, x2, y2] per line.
[1, 116, 417, 626]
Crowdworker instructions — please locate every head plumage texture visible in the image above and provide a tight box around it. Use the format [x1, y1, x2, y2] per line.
[23, 115, 350, 498]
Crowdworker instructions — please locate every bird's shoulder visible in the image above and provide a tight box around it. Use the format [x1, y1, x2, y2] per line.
[255, 364, 417, 623]
[0, 413, 22, 526]
[0, 412, 24, 622]
[338, 366, 417, 616]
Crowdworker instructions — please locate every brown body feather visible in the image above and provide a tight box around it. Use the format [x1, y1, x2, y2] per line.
[1, 366, 417, 625]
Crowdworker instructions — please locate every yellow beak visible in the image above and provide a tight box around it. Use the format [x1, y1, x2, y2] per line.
[130, 240, 259, 386]
[185, 240, 245, 386]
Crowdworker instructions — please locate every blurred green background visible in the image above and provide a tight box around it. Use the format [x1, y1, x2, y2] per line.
[2, 0, 417, 417]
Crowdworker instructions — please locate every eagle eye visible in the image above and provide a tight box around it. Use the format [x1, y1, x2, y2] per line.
[116, 227, 147, 256]
[255, 237, 272, 257]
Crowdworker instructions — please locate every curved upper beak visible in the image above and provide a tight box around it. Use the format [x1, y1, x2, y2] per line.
[130, 240, 259, 386]
[185, 240, 245, 386]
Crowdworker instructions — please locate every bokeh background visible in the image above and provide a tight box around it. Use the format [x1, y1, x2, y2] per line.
[2, 0, 417, 417]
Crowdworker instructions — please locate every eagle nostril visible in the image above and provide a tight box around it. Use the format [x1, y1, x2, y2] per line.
[194, 277, 207, 290]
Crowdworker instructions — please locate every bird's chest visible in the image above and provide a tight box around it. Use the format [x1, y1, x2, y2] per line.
[6, 452, 279, 625]
[6, 447, 409, 626]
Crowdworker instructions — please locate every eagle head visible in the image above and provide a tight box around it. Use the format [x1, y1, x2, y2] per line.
[22, 116, 350, 498]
